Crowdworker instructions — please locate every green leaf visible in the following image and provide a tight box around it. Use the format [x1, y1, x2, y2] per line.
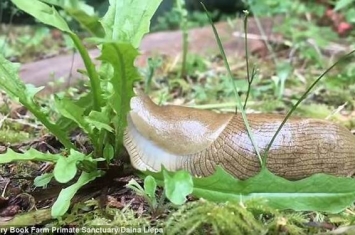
[40, 0, 94, 14]
[54, 97, 93, 135]
[103, 144, 114, 162]
[147, 167, 355, 213]
[34, 173, 53, 187]
[163, 170, 193, 205]
[12, 0, 102, 112]
[69, 34, 102, 111]
[193, 167, 355, 213]
[39, 0, 104, 37]
[51, 171, 102, 218]
[11, 0, 72, 33]
[98, 43, 140, 148]
[0, 148, 60, 164]
[100, 0, 162, 47]
[78, 159, 99, 172]
[144, 175, 157, 199]
[126, 178, 145, 195]
[56, 92, 93, 132]
[53, 149, 85, 183]
[85, 109, 114, 132]
[0, 55, 39, 103]
[0, 54, 74, 149]
[66, 8, 104, 37]
[334, 0, 354, 11]
[126, 177, 157, 209]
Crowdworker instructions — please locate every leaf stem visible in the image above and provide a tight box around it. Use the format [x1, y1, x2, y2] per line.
[69, 33, 102, 111]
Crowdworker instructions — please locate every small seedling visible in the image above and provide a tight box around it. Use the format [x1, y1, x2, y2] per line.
[127, 170, 193, 216]
[126, 176, 159, 214]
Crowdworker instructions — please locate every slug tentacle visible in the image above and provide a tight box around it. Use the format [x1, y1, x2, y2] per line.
[124, 92, 355, 180]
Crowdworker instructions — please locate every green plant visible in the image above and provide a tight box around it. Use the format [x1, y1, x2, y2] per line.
[143, 57, 163, 94]
[126, 176, 161, 215]
[127, 170, 193, 215]
[0, 0, 162, 218]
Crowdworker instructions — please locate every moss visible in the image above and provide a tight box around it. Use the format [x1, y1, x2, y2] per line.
[163, 199, 340, 235]
[0, 129, 30, 144]
[165, 199, 266, 235]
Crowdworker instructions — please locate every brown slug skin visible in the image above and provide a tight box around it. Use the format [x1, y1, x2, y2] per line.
[123, 92, 355, 180]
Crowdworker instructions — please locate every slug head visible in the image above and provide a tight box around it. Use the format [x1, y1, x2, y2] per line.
[127, 92, 234, 155]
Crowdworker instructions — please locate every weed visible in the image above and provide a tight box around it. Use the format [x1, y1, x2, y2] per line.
[126, 176, 163, 216]
[0, 0, 162, 217]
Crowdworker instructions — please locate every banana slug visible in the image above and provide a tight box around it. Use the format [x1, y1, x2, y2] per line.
[123, 92, 355, 180]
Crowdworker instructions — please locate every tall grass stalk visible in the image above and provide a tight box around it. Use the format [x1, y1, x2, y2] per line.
[177, 0, 188, 77]
[201, 3, 262, 166]
[242, 10, 257, 110]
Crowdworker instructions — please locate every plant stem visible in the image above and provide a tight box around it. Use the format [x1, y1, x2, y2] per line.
[244, 67, 256, 110]
[201, 3, 262, 166]
[244, 11, 251, 85]
[242, 11, 255, 110]
[69, 33, 102, 111]
[177, 0, 188, 77]
[265, 50, 355, 155]
[144, 59, 154, 93]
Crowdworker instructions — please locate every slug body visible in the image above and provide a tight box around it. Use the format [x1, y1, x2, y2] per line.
[123, 93, 355, 180]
